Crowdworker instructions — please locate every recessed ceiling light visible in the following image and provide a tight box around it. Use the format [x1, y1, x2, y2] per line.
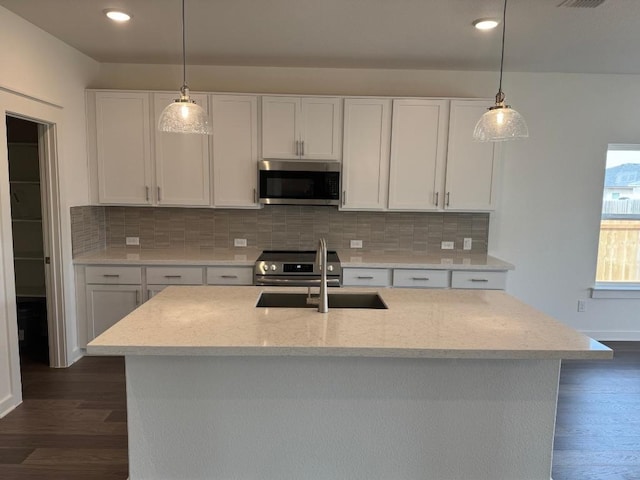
[473, 18, 499, 30]
[104, 9, 132, 22]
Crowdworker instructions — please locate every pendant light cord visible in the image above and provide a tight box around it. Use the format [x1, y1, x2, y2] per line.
[497, 0, 508, 102]
[181, 0, 187, 91]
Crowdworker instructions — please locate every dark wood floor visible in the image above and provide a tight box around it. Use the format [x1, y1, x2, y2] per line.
[0, 355, 128, 479]
[552, 341, 640, 480]
[0, 341, 638, 479]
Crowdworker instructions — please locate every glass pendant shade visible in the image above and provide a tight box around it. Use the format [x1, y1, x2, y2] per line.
[157, 0, 211, 135]
[473, 103, 528, 142]
[473, 0, 528, 142]
[158, 87, 211, 134]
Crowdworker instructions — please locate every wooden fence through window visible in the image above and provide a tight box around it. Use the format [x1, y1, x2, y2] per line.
[596, 219, 640, 282]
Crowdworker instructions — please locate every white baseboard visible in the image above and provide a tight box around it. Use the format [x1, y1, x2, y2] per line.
[68, 346, 84, 366]
[0, 393, 20, 419]
[581, 330, 640, 341]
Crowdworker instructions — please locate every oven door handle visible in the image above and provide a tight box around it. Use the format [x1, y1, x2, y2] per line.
[254, 277, 341, 287]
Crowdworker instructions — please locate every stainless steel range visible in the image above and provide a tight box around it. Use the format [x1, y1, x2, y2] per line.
[254, 250, 342, 287]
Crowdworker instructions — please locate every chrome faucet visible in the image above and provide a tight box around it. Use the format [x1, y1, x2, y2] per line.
[316, 238, 329, 313]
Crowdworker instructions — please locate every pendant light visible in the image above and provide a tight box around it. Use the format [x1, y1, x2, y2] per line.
[158, 0, 212, 135]
[473, 0, 528, 142]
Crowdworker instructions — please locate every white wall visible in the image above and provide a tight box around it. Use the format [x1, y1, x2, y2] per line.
[95, 63, 640, 340]
[0, 6, 99, 416]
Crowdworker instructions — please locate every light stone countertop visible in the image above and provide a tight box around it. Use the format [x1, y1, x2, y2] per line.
[87, 286, 610, 360]
[72, 247, 262, 266]
[73, 247, 514, 271]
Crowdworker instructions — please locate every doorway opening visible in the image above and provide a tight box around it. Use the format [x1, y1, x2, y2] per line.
[6, 116, 49, 365]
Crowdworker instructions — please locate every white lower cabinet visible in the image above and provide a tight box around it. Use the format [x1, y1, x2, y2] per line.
[86, 285, 142, 340]
[207, 266, 254, 285]
[83, 266, 143, 344]
[146, 266, 205, 300]
[450, 271, 507, 290]
[343, 266, 507, 290]
[342, 268, 392, 287]
[392, 269, 449, 288]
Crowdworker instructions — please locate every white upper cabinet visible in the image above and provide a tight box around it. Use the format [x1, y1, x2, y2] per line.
[388, 99, 449, 211]
[153, 93, 211, 206]
[211, 95, 259, 208]
[341, 98, 392, 210]
[445, 99, 499, 211]
[261, 96, 342, 160]
[94, 91, 153, 204]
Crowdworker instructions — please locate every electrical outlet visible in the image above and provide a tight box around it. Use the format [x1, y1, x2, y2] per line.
[350, 240, 363, 248]
[126, 236, 140, 246]
[441, 241, 454, 250]
[463, 238, 472, 250]
[577, 300, 586, 313]
[234, 238, 247, 247]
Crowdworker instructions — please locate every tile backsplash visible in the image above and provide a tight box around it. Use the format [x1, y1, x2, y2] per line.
[71, 205, 489, 256]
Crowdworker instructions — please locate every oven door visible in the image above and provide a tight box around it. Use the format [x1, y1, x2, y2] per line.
[255, 275, 341, 287]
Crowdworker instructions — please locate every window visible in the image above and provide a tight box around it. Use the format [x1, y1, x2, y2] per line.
[595, 144, 640, 285]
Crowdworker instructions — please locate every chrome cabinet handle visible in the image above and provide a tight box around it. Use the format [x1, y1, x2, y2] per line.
[412, 277, 429, 281]
[295, 140, 299, 156]
[164, 275, 182, 279]
[221, 275, 238, 279]
[342, 191, 346, 206]
[253, 188, 257, 203]
[102, 274, 120, 278]
[435, 192, 439, 207]
[145, 186, 150, 201]
[357, 276, 374, 279]
[301, 140, 304, 156]
[470, 278, 489, 282]
[135, 290, 140, 305]
[446, 192, 450, 207]
[157, 186, 162, 202]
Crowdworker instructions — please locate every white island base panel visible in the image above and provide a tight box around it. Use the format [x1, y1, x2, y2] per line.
[126, 355, 560, 480]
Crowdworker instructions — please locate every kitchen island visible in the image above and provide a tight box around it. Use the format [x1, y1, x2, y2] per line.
[88, 286, 611, 480]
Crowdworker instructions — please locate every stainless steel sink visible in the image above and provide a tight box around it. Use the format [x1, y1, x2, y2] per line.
[256, 292, 388, 309]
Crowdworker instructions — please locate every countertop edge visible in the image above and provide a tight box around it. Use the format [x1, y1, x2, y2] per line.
[73, 250, 514, 271]
[86, 345, 612, 360]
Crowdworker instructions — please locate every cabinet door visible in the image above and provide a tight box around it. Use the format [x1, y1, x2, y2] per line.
[342, 268, 392, 287]
[389, 99, 448, 211]
[341, 98, 392, 210]
[86, 285, 142, 340]
[154, 93, 211, 206]
[300, 97, 342, 160]
[206, 266, 254, 285]
[261, 96, 300, 159]
[212, 95, 259, 207]
[445, 100, 499, 211]
[95, 92, 153, 204]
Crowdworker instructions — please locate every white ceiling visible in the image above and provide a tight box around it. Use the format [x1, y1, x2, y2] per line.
[2, 0, 640, 74]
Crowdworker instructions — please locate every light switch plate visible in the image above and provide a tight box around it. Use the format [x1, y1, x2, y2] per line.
[350, 240, 363, 248]
[234, 238, 248, 247]
[463, 238, 472, 250]
[126, 236, 140, 246]
[441, 241, 454, 250]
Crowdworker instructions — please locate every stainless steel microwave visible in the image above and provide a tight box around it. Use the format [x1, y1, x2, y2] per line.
[258, 160, 340, 206]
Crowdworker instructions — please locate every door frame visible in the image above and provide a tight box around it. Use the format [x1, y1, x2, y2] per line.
[0, 88, 66, 416]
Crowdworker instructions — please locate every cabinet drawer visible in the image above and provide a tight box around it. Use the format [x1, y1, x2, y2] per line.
[450, 271, 507, 290]
[342, 268, 391, 287]
[393, 269, 449, 288]
[146, 266, 204, 285]
[85, 266, 142, 285]
[207, 266, 253, 285]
